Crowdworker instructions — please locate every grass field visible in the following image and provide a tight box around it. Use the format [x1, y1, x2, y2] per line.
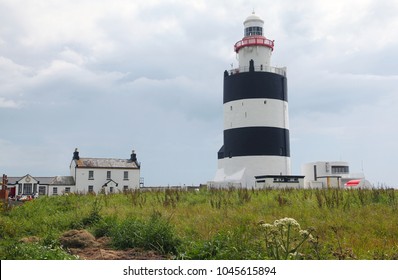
[1, 187, 397, 260]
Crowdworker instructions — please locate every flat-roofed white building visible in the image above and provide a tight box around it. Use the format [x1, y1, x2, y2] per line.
[301, 161, 368, 188]
[255, 175, 305, 188]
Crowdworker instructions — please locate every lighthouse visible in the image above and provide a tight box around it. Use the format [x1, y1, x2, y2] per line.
[213, 12, 291, 188]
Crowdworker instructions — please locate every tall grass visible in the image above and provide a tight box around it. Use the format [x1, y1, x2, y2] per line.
[1, 187, 398, 259]
[107, 211, 181, 255]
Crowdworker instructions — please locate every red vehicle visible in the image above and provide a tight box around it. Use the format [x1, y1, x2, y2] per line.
[345, 179, 361, 187]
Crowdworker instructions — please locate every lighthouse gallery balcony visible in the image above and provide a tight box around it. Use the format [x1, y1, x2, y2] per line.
[229, 65, 286, 77]
[234, 35, 274, 52]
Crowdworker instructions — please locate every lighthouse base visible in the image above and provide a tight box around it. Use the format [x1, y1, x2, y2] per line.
[210, 155, 292, 188]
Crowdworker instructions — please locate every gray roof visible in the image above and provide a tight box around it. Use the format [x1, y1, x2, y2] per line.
[6, 177, 25, 184]
[6, 175, 75, 186]
[74, 158, 139, 169]
[50, 176, 75, 185]
[32, 177, 54, 184]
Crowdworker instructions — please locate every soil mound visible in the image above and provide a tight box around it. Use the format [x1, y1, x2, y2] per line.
[59, 229, 98, 248]
[59, 230, 166, 260]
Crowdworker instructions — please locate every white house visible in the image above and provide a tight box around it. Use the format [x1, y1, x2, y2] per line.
[6, 149, 142, 197]
[70, 148, 141, 194]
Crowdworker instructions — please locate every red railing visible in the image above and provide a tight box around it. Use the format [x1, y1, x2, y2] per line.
[234, 35, 274, 52]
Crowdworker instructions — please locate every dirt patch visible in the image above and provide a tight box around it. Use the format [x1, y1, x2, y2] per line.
[59, 230, 166, 260]
[69, 246, 166, 260]
[60, 229, 98, 248]
[20, 236, 41, 243]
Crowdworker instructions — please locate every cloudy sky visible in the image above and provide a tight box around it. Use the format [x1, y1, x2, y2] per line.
[1, 0, 397, 187]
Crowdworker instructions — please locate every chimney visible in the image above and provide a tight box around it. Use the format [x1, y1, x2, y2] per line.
[130, 150, 137, 162]
[73, 148, 80, 160]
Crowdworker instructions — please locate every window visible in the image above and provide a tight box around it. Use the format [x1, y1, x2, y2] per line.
[107, 171, 111, 179]
[273, 177, 299, 183]
[89, 170, 94, 180]
[33, 183, 37, 194]
[53, 187, 58, 196]
[39, 186, 46, 195]
[23, 183, 33, 195]
[123, 185, 129, 192]
[331, 166, 349, 174]
[65, 187, 71, 194]
[88, 185, 94, 193]
[245, 26, 263, 36]
[124, 171, 129, 180]
[110, 187, 114, 193]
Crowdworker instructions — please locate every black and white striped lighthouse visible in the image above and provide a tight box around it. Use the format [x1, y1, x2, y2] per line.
[214, 12, 291, 187]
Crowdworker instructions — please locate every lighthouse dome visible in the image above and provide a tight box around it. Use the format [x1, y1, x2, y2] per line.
[244, 13, 264, 25]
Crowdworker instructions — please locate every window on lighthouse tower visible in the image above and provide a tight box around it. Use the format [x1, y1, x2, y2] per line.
[245, 26, 263, 36]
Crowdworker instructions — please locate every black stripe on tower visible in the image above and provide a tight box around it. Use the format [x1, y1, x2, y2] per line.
[218, 127, 290, 159]
[224, 71, 287, 103]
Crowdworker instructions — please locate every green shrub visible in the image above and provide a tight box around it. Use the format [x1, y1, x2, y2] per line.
[0, 241, 78, 260]
[0, 218, 18, 239]
[93, 216, 118, 238]
[110, 212, 180, 255]
[181, 225, 265, 260]
[70, 198, 103, 229]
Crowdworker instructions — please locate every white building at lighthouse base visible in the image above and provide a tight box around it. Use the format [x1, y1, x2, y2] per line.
[212, 155, 293, 188]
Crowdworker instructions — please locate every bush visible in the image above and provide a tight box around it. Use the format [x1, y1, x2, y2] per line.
[0, 241, 78, 260]
[181, 225, 265, 260]
[0, 219, 18, 239]
[93, 216, 117, 238]
[70, 198, 103, 229]
[110, 212, 180, 255]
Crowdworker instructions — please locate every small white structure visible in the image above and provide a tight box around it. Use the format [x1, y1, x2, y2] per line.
[255, 175, 304, 189]
[301, 161, 369, 188]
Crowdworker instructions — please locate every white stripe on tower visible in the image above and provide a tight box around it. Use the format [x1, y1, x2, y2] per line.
[224, 99, 289, 130]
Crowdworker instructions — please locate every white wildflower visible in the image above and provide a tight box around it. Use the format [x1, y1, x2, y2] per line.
[299, 230, 309, 237]
[307, 233, 316, 243]
[260, 223, 274, 230]
[274, 217, 301, 231]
